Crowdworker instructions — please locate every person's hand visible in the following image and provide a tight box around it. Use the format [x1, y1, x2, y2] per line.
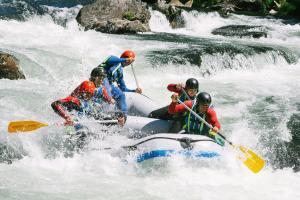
[171, 93, 179, 103]
[135, 87, 142, 94]
[176, 83, 183, 90]
[212, 126, 219, 133]
[110, 98, 116, 104]
[64, 117, 74, 126]
[117, 116, 126, 126]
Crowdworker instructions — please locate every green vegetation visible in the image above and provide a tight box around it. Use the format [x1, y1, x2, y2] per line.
[192, 0, 300, 18]
[122, 11, 136, 21]
[278, 0, 300, 17]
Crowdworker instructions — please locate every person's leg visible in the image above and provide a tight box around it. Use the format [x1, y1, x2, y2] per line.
[111, 85, 127, 115]
[148, 105, 172, 120]
[169, 114, 186, 133]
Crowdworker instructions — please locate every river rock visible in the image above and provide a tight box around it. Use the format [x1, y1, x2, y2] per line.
[0, 52, 25, 80]
[76, 0, 151, 34]
[212, 25, 267, 38]
[151, 0, 188, 28]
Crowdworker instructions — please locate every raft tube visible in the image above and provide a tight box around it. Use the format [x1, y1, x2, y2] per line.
[124, 133, 223, 162]
[125, 92, 163, 117]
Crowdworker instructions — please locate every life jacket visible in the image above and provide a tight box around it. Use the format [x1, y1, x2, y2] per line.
[183, 106, 210, 135]
[99, 56, 123, 84]
[174, 93, 196, 119]
[179, 92, 196, 103]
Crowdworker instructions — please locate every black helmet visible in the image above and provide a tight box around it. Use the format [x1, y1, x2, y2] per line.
[196, 92, 211, 106]
[91, 67, 106, 78]
[185, 78, 199, 90]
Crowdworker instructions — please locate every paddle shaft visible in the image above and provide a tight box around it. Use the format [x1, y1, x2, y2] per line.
[177, 99, 232, 145]
[131, 64, 139, 88]
[181, 88, 191, 100]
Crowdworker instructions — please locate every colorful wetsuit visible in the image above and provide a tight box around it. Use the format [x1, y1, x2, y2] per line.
[52, 81, 111, 123]
[98, 55, 135, 115]
[168, 100, 220, 136]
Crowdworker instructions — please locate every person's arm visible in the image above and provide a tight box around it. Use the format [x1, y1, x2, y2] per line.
[107, 56, 126, 65]
[167, 83, 182, 93]
[168, 99, 193, 114]
[102, 87, 113, 103]
[51, 96, 80, 125]
[51, 100, 70, 120]
[117, 75, 135, 92]
[207, 108, 221, 131]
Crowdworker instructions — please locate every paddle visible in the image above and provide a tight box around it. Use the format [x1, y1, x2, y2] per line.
[131, 64, 140, 89]
[181, 88, 191, 100]
[177, 99, 265, 174]
[8, 119, 118, 133]
[130, 64, 152, 100]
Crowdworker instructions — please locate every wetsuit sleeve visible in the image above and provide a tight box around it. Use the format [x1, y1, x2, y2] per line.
[168, 100, 193, 114]
[117, 75, 135, 92]
[107, 56, 126, 65]
[167, 84, 181, 93]
[51, 96, 80, 120]
[207, 108, 221, 129]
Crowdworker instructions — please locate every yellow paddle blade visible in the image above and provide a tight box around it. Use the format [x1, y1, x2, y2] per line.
[238, 146, 265, 173]
[8, 121, 48, 133]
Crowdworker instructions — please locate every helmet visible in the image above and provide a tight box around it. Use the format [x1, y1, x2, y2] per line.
[79, 81, 96, 96]
[120, 50, 136, 59]
[196, 92, 211, 106]
[185, 78, 199, 90]
[91, 67, 106, 78]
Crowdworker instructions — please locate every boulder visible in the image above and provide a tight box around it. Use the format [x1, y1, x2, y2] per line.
[0, 52, 25, 80]
[212, 25, 267, 38]
[152, 0, 186, 28]
[76, 0, 151, 34]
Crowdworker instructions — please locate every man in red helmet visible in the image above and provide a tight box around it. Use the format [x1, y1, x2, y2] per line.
[51, 80, 124, 127]
[51, 80, 97, 126]
[97, 50, 142, 117]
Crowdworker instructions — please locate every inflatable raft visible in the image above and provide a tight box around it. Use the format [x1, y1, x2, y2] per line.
[124, 92, 172, 134]
[122, 133, 223, 162]
[119, 93, 223, 162]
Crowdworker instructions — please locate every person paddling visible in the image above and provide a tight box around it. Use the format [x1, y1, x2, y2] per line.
[167, 78, 199, 101]
[90, 67, 126, 125]
[51, 80, 124, 129]
[168, 92, 224, 145]
[149, 78, 199, 132]
[51, 80, 97, 127]
[97, 50, 142, 117]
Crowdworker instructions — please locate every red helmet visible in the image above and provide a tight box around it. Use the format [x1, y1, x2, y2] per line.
[120, 50, 135, 59]
[79, 81, 96, 96]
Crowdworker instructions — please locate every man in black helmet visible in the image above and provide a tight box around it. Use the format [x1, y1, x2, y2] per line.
[149, 78, 199, 132]
[168, 92, 224, 145]
[167, 78, 199, 101]
[89, 67, 126, 126]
